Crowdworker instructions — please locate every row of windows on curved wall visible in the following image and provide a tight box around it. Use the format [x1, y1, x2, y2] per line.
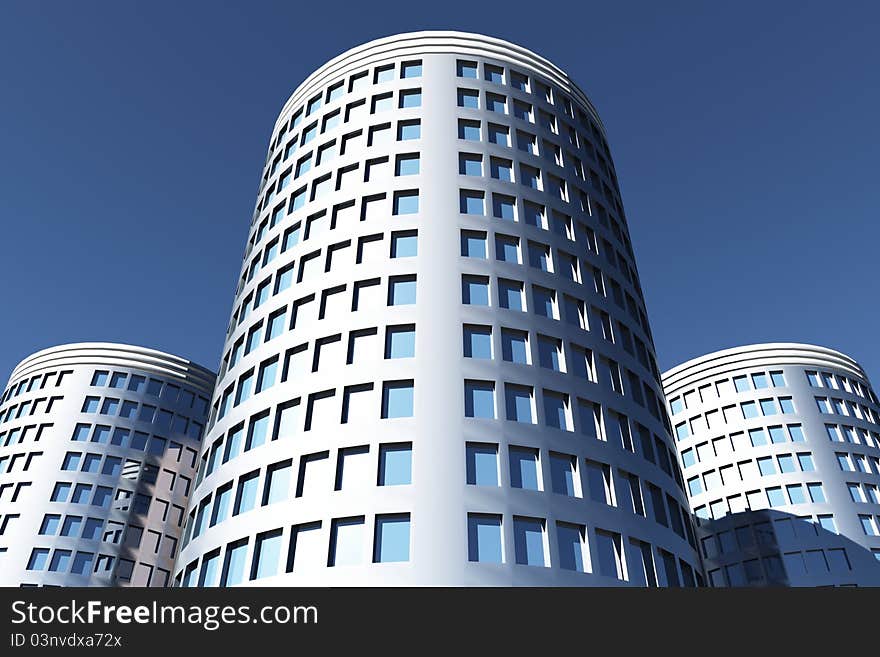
[89, 370, 210, 416]
[177, 511, 698, 587]
[78, 393, 204, 441]
[23, 543, 172, 587]
[1, 369, 72, 405]
[806, 369, 878, 403]
[670, 368, 879, 417]
[699, 517, 860, 586]
[0, 422, 53, 449]
[815, 396, 879, 425]
[674, 395, 797, 442]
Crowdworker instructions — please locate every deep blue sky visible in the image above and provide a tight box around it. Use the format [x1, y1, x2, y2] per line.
[1, 1, 877, 381]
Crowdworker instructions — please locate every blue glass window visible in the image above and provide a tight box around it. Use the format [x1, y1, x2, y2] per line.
[457, 60, 478, 78]
[81, 397, 99, 413]
[389, 277, 417, 305]
[391, 232, 418, 257]
[463, 326, 492, 359]
[509, 447, 540, 490]
[386, 326, 416, 358]
[467, 514, 502, 563]
[459, 154, 482, 176]
[257, 359, 278, 393]
[544, 393, 568, 430]
[399, 89, 421, 108]
[460, 190, 485, 215]
[382, 381, 414, 418]
[493, 194, 516, 220]
[461, 231, 487, 258]
[495, 236, 519, 262]
[374, 514, 410, 562]
[513, 518, 545, 566]
[550, 454, 576, 496]
[267, 310, 287, 341]
[379, 444, 412, 485]
[247, 414, 269, 450]
[401, 61, 422, 78]
[557, 524, 584, 572]
[458, 120, 480, 141]
[466, 443, 498, 486]
[253, 530, 283, 580]
[501, 329, 528, 363]
[39, 514, 61, 535]
[72, 423, 90, 441]
[464, 381, 495, 418]
[398, 120, 421, 140]
[462, 276, 489, 305]
[222, 540, 248, 586]
[27, 548, 50, 571]
[498, 280, 523, 310]
[393, 191, 419, 215]
[458, 89, 479, 108]
[396, 154, 420, 176]
[234, 473, 259, 515]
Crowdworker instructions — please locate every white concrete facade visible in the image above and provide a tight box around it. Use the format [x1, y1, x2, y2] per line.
[664, 343, 880, 586]
[174, 31, 702, 586]
[0, 343, 214, 587]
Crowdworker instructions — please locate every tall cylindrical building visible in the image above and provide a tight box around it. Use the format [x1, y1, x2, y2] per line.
[663, 343, 880, 586]
[0, 343, 214, 587]
[175, 31, 701, 586]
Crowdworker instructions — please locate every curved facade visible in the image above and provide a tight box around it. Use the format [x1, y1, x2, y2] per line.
[174, 31, 701, 587]
[663, 343, 880, 586]
[0, 343, 214, 587]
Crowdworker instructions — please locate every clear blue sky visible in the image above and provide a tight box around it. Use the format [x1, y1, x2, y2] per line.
[1, 1, 877, 381]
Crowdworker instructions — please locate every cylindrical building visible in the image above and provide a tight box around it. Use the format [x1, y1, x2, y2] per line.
[174, 31, 701, 586]
[0, 343, 214, 587]
[663, 343, 880, 587]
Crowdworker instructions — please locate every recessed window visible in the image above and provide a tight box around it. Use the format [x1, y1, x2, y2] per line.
[509, 446, 540, 490]
[467, 514, 502, 563]
[399, 89, 421, 108]
[459, 153, 483, 176]
[463, 325, 492, 359]
[374, 514, 411, 563]
[513, 517, 545, 566]
[401, 60, 422, 78]
[461, 230, 487, 258]
[460, 190, 485, 215]
[557, 523, 585, 572]
[464, 380, 495, 419]
[492, 194, 516, 221]
[378, 443, 412, 485]
[391, 230, 418, 257]
[466, 443, 498, 486]
[498, 279, 524, 311]
[398, 119, 421, 140]
[484, 64, 504, 84]
[486, 92, 506, 113]
[457, 88, 479, 109]
[388, 275, 417, 305]
[329, 517, 365, 566]
[395, 153, 420, 176]
[382, 380, 414, 418]
[458, 119, 481, 141]
[393, 190, 419, 215]
[487, 123, 509, 146]
[375, 64, 394, 83]
[457, 60, 478, 78]
[385, 325, 415, 359]
[462, 275, 490, 306]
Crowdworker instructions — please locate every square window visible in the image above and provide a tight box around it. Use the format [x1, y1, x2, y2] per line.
[458, 119, 481, 141]
[385, 325, 415, 359]
[466, 443, 498, 486]
[374, 514, 411, 563]
[460, 190, 485, 215]
[498, 279, 524, 311]
[513, 517, 546, 566]
[458, 88, 479, 109]
[464, 380, 495, 418]
[391, 231, 418, 257]
[506, 384, 534, 423]
[389, 276, 417, 305]
[462, 275, 490, 306]
[459, 153, 483, 176]
[401, 61, 422, 78]
[464, 325, 492, 359]
[393, 190, 419, 215]
[395, 153, 420, 176]
[509, 446, 540, 490]
[492, 194, 516, 220]
[399, 89, 421, 108]
[468, 514, 502, 563]
[378, 443, 412, 485]
[461, 230, 487, 258]
[398, 120, 421, 140]
[487, 123, 509, 146]
[329, 517, 365, 566]
[457, 60, 478, 78]
[382, 381, 414, 418]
